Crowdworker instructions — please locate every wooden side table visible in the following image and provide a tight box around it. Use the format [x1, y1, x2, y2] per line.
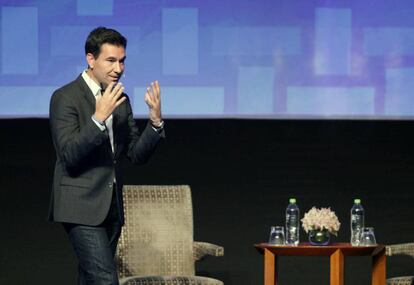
[255, 243, 386, 285]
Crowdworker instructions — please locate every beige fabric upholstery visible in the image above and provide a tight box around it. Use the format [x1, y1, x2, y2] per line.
[386, 243, 414, 285]
[387, 277, 414, 285]
[116, 185, 224, 285]
[121, 276, 223, 285]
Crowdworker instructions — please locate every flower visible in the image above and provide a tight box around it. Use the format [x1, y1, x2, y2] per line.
[301, 207, 341, 236]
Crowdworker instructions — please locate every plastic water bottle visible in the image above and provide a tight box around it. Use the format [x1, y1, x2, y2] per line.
[285, 198, 300, 246]
[350, 198, 365, 246]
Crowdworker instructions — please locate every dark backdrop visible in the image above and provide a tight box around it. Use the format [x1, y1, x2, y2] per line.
[1, 119, 413, 284]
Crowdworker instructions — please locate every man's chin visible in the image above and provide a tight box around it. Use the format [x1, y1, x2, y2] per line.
[109, 77, 120, 83]
[101, 80, 119, 89]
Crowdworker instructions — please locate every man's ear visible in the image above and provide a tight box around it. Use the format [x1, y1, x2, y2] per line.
[86, 53, 95, 69]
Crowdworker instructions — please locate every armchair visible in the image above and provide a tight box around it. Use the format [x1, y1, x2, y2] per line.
[386, 243, 414, 285]
[116, 185, 224, 285]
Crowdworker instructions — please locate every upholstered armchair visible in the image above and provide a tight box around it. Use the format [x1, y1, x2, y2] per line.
[116, 185, 224, 285]
[386, 243, 414, 285]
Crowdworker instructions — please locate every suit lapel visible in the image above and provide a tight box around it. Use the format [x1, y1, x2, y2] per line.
[76, 75, 96, 109]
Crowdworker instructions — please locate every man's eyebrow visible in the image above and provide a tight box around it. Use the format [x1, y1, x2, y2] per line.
[105, 56, 126, 61]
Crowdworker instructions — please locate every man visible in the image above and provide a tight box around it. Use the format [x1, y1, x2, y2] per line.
[49, 27, 164, 284]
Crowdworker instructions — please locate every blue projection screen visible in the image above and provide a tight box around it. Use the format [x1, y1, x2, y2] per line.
[1, 0, 414, 119]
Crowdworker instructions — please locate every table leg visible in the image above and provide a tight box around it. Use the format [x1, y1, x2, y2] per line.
[372, 248, 386, 285]
[264, 248, 277, 285]
[330, 249, 344, 285]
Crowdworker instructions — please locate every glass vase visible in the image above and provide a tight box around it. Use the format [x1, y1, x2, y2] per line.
[308, 229, 330, 246]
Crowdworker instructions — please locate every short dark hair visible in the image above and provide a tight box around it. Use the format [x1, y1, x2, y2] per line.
[85, 27, 127, 58]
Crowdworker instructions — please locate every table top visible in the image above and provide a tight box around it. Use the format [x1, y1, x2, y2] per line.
[255, 242, 385, 256]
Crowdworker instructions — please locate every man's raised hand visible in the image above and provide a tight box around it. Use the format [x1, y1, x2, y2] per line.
[144, 81, 162, 126]
[94, 82, 126, 122]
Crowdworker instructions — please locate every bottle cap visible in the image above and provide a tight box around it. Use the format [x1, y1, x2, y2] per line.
[289, 198, 296, 204]
[354, 198, 361, 204]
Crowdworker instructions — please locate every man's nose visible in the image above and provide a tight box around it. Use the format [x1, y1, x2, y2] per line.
[114, 62, 123, 74]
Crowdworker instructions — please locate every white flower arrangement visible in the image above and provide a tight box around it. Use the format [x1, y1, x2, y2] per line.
[301, 207, 341, 236]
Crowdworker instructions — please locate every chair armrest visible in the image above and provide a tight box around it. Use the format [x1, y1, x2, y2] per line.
[386, 243, 414, 258]
[193, 241, 224, 261]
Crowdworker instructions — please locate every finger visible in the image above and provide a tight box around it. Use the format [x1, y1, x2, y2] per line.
[146, 86, 154, 100]
[113, 85, 125, 100]
[103, 82, 116, 96]
[148, 85, 158, 103]
[148, 84, 154, 97]
[115, 96, 127, 107]
[144, 91, 153, 107]
[110, 82, 123, 97]
[150, 82, 158, 101]
[153, 81, 160, 99]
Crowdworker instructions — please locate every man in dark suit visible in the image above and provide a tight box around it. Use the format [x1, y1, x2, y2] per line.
[49, 27, 164, 284]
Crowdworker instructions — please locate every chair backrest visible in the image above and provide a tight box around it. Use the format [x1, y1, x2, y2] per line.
[116, 185, 195, 279]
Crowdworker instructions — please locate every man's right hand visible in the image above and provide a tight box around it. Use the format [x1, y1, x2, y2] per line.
[94, 82, 126, 122]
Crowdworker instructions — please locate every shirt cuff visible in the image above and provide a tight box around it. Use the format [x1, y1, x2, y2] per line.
[91, 116, 106, 131]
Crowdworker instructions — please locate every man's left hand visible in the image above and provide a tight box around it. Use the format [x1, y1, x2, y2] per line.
[145, 80, 162, 126]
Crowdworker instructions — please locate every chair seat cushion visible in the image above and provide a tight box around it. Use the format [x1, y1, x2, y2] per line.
[120, 275, 224, 285]
[387, 276, 414, 285]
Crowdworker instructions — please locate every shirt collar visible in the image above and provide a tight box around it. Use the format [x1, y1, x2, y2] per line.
[81, 70, 101, 97]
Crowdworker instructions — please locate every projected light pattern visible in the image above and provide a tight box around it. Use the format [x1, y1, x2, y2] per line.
[1, 0, 414, 119]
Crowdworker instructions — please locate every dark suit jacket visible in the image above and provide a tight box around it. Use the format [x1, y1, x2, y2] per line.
[48, 75, 163, 226]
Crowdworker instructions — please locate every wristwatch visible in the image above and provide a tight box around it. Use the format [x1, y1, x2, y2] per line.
[151, 120, 164, 133]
